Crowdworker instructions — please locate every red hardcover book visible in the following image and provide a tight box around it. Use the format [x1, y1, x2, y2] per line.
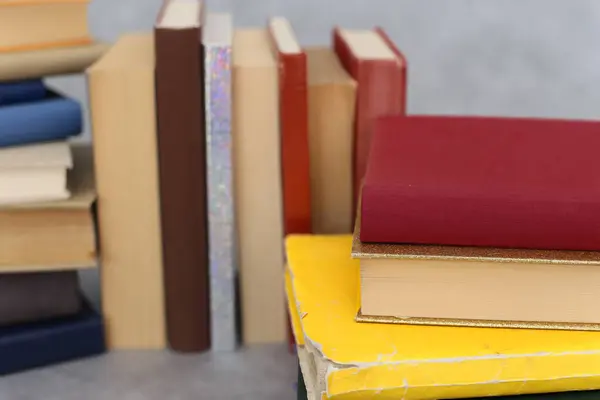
[268, 17, 312, 235]
[361, 116, 600, 251]
[154, 0, 210, 352]
[333, 27, 407, 213]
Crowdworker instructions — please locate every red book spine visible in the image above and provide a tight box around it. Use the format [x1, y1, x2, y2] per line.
[333, 28, 407, 216]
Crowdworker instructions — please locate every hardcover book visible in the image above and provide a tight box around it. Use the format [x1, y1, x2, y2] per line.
[233, 28, 286, 344]
[286, 235, 600, 399]
[0, 42, 108, 81]
[333, 27, 407, 212]
[155, 0, 210, 353]
[306, 47, 357, 234]
[0, 300, 104, 376]
[0, 80, 46, 106]
[268, 17, 312, 235]
[87, 33, 166, 350]
[203, 12, 237, 352]
[0, 0, 91, 53]
[361, 116, 600, 251]
[0, 144, 97, 271]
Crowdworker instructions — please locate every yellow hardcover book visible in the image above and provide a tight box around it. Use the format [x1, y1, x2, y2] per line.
[285, 235, 600, 400]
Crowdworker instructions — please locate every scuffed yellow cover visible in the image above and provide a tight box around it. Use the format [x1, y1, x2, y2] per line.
[285, 235, 600, 399]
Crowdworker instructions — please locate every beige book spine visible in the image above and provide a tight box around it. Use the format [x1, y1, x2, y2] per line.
[308, 54, 357, 234]
[87, 34, 166, 349]
[233, 30, 286, 344]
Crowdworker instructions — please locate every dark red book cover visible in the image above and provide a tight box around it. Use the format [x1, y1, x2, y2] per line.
[154, 1, 210, 352]
[268, 18, 312, 235]
[361, 116, 600, 251]
[333, 27, 407, 214]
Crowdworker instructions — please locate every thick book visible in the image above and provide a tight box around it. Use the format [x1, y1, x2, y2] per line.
[0, 300, 104, 376]
[0, 80, 46, 106]
[268, 17, 312, 235]
[233, 28, 286, 344]
[0, 271, 81, 326]
[0, 0, 91, 53]
[0, 92, 82, 148]
[333, 27, 407, 212]
[0, 144, 97, 271]
[155, 0, 210, 353]
[203, 12, 237, 352]
[0, 42, 108, 81]
[361, 116, 600, 251]
[306, 47, 357, 234]
[87, 34, 167, 350]
[286, 235, 600, 399]
[0, 141, 72, 205]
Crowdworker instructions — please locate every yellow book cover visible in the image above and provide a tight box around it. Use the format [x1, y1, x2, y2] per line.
[285, 235, 600, 399]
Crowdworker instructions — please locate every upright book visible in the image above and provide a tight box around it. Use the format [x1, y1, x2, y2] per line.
[361, 116, 600, 251]
[88, 33, 167, 349]
[233, 28, 286, 344]
[0, 0, 91, 53]
[203, 12, 237, 352]
[155, 0, 210, 353]
[268, 17, 312, 235]
[333, 27, 407, 211]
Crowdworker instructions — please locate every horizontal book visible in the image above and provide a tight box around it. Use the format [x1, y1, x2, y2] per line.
[361, 116, 600, 251]
[353, 212, 600, 329]
[286, 234, 600, 399]
[0, 79, 46, 106]
[0, 299, 105, 376]
[0, 0, 91, 53]
[0, 144, 97, 272]
[0, 271, 81, 326]
[0, 91, 82, 147]
[0, 42, 108, 81]
[0, 141, 72, 205]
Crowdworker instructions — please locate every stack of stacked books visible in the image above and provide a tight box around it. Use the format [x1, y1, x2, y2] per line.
[0, 0, 107, 375]
[288, 116, 600, 399]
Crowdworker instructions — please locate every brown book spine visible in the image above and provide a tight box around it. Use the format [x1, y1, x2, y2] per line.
[155, 17, 210, 351]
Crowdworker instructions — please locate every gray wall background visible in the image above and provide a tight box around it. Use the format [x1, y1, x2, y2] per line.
[69, 0, 600, 304]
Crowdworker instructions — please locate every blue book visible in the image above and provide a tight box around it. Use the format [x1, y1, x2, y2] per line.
[0, 80, 46, 106]
[0, 91, 82, 147]
[0, 300, 105, 375]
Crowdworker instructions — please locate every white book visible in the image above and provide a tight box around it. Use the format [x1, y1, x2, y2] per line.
[0, 141, 72, 205]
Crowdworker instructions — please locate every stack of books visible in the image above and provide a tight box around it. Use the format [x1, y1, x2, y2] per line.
[288, 114, 600, 400]
[0, 0, 107, 375]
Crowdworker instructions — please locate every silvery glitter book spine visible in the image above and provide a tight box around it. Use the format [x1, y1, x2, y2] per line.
[203, 13, 237, 351]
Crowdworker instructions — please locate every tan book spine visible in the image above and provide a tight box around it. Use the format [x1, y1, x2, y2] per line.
[307, 48, 357, 234]
[87, 33, 166, 349]
[233, 29, 286, 344]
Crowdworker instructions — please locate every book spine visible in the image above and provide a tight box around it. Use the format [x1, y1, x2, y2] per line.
[0, 97, 81, 147]
[0, 305, 105, 376]
[0, 79, 46, 106]
[155, 26, 211, 352]
[204, 38, 237, 351]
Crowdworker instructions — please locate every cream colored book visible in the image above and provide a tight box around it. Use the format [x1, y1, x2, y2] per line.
[87, 33, 166, 350]
[233, 28, 286, 344]
[0, 0, 91, 53]
[306, 47, 357, 234]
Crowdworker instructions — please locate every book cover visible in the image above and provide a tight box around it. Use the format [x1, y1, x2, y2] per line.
[286, 235, 600, 399]
[268, 17, 312, 235]
[0, 79, 46, 106]
[87, 33, 166, 350]
[203, 12, 237, 352]
[0, 42, 107, 81]
[233, 29, 286, 344]
[155, 0, 210, 353]
[361, 116, 600, 251]
[333, 27, 407, 212]
[0, 92, 81, 147]
[0, 299, 105, 376]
